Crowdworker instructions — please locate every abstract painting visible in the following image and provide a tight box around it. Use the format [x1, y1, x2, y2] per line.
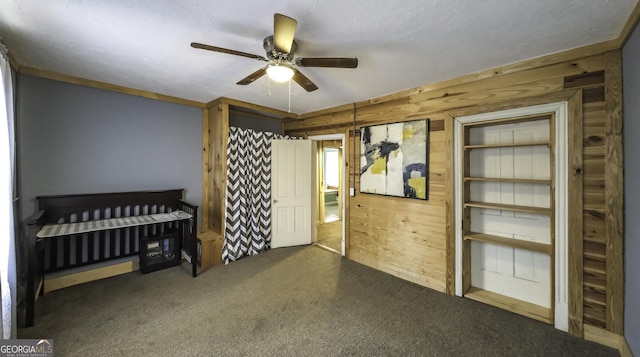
[360, 119, 429, 199]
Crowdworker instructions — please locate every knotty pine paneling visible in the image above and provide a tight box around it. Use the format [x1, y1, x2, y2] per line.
[284, 49, 623, 335]
[568, 68, 609, 331]
[584, 211, 607, 243]
[347, 120, 448, 292]
[205, 100, 228, 234]
[603, 51, 624, 335]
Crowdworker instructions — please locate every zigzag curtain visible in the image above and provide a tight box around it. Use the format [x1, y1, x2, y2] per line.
[222, 127, 293, 264]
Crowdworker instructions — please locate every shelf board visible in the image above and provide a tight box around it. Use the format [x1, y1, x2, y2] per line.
[464, 177, 551, 185]
[464, 232, 553, 255]
[464, 141, 550, 150]
[464, 201, 552, 215]
[464, 287, 552, 324]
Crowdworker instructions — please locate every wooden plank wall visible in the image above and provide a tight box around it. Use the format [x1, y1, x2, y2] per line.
[565, 70, 609, 330]
[283, 50, 623, 335]
[203, 99, 229, 234]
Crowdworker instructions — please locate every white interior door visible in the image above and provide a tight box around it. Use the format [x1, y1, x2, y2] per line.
[469, 120, 552, 308]
[271, 139, 312, 248]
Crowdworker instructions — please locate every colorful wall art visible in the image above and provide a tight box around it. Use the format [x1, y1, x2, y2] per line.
[360, 119, 429, 199]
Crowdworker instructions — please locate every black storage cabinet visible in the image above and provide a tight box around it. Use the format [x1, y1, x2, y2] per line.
[139, 233, 181, 274]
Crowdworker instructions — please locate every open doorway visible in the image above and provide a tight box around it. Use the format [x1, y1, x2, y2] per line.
[309, 134, 346, 255]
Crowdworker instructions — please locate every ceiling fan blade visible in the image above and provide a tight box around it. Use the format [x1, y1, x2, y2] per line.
[292, 69, 318, 92]
[237, 67, 268, 85]
[295, 57, 358, 68]
[273, 13, 297, 53]
[191, 42, 267, 61]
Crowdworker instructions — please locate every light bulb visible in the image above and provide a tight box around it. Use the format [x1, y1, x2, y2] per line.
[266, 65, 294, 82]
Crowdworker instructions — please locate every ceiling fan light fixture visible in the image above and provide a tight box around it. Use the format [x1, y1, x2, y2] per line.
[266, 64, 294, 82]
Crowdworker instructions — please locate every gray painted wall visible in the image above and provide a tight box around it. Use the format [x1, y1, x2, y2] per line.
[17, 74, 203, 229]
[623, 23, 640, 354]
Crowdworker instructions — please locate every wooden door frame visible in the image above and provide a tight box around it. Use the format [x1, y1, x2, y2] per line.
[308, 133, 348, 256]
[317, 141, 343, 224]
[454, 101, 570, 332]
[317, 141, 326, 225]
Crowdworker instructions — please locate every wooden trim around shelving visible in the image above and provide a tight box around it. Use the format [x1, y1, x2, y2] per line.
[465, 287, 553, 324]
[464, 232, 553, 255]
[464, 201, 552, 215]
[464, 141, 551, 149]
[464, 177, 551, 185]
[461, 113, 553, 128]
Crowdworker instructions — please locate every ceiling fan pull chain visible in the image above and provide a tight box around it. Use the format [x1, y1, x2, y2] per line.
[268, 76, 271, 97]
[288, 79, 291, 113]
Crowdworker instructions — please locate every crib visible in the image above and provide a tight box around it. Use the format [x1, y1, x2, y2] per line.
[23, 189, 198, 327]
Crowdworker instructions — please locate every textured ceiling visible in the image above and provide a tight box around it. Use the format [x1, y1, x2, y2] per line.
[0, 0, 636, 114]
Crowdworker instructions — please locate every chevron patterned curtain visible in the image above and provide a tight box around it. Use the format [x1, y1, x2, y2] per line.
[222, 127, 293, 264]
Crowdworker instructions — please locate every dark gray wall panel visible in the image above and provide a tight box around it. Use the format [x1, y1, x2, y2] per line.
[229, 110, 283, 134]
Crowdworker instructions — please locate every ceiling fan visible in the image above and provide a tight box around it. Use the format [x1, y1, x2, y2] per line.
[191, 13, 358, 92]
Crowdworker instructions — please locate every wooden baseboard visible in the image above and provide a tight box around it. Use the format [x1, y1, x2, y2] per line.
[583, 324, 634, 356]
[620, 335, 635, 357]
[44, 259, 140, 293]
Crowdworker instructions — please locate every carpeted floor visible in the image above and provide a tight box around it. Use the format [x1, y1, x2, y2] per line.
[19, 246, 618, 357]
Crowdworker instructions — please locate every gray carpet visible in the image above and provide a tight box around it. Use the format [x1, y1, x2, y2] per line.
[19, 246, 617, 357]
